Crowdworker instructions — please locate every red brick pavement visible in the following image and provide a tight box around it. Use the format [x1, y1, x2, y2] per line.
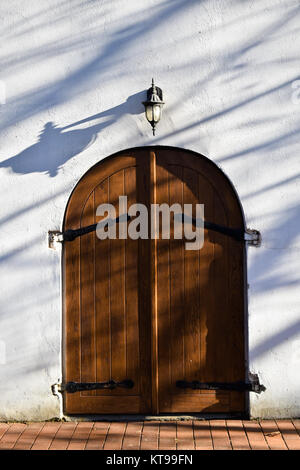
[0, 419, 299, 450]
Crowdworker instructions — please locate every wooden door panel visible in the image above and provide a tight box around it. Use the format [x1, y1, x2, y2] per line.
[64, 147, 246, 415]
[155, 149, 245, 413]
[64, 151, 152, 414]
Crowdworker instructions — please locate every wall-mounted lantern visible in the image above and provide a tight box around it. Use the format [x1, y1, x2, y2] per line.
[143, 79, 164, 136]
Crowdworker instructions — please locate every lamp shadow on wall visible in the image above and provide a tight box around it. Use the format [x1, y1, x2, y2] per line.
[0, 91, 145, 177]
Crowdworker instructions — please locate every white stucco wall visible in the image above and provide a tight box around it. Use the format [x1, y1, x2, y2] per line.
[0, 0, 299, 420]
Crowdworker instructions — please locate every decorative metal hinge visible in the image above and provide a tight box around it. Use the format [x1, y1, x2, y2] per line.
[48, 214, 132, 248]
[49, 223, 261, 247]
[189, 215, 261, 245]
[244, 229, 261, 247]
[176, 373, 265, 394]
[55, 379, 134, 393]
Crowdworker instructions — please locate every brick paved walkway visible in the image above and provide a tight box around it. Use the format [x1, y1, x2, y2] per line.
[0, 419, 300, 450]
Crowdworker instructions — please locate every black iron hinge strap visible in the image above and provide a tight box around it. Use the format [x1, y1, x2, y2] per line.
[172, 213, 244, 241]
[176, 380, 266, 394]
[60, 379, 134, 393]
[203, 220, 244, 241]
[62, 214, 243, 242]
[178, 214, 244, 241]
[63, 213, 132, 242]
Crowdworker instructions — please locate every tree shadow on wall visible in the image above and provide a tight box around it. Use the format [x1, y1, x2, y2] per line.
[0, 91, 145, 177]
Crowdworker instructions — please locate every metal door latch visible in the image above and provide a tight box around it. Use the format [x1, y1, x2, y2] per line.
[176, 373, 265, 394]
[53, 379, 134, 393]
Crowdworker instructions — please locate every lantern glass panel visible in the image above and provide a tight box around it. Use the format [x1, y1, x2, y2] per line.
[146, 105, 153, 122]
[153, 104, 161, 122]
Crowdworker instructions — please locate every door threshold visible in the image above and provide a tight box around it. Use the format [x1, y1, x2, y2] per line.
[63, 412, 248, 422]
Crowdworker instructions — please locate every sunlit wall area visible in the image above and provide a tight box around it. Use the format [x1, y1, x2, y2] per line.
[0, 0, 299, 419]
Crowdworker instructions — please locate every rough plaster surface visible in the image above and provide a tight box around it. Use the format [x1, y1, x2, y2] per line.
[0, 0, 299, 420]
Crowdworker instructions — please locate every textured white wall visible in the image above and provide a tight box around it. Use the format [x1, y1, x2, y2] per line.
[0, 0, 299, 420]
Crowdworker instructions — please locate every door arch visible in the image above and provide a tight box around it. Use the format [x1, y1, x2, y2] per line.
[63, 146, 246, 415]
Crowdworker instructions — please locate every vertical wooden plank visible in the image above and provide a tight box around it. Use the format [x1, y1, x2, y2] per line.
[169, 165, 185, 404]
[150, 150, 159, 414]
[94, 179, 111, 389]
[228, 216, 246, 411]
[109, 171, 126, 381]
[209, 192, 229, 383]
[64, 227, 81, 412]
[124, 167, 139, 393]
[136, 151, 152, 412]
[80, 192, 96, 395]
[182, 167, 201, 388]
[198, 174, 214, 383]
[156, 162, 172, 411]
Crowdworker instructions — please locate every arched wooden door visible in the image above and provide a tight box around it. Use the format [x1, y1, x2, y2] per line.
[63, 147, 246, 415]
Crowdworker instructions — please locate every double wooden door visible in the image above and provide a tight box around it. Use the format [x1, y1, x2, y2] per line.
[64, 147, 246, 415]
